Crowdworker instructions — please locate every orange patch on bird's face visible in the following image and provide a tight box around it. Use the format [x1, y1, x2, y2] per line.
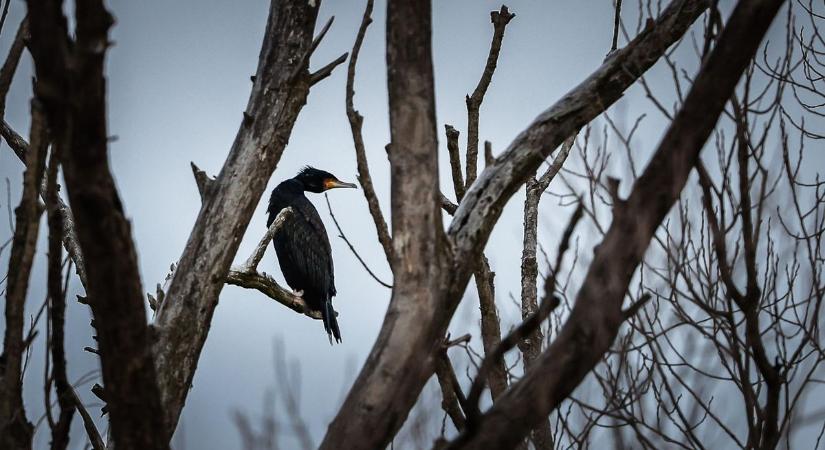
[323, 178, 337, 190]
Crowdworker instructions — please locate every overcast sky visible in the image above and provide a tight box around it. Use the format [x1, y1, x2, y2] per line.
[0, 1, 811, 449]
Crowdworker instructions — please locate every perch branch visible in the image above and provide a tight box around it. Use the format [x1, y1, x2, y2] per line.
[151, 1, 325, 435]
[225, 270, 322, 320]
[225, 207, 323, 320]
[238, 208, 292, 273]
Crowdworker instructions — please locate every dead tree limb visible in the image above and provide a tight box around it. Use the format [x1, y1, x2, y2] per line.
[0, 17, 26, 118]
[435, 346, 468, 432]
[458, 5, 517, 405]
[517, 136, 576, 450]
[346, 0, 395, 266]
[0, 98, 46, 450]
[465, 5, 514, 189]
[224, 208, 324, 319]
[45, 145, 74, 450]
[1, 123, 88, 288]
[447, 0, 786, 447]
[320, 0, 446, 448]
[26, 0, 169, 448]
[448, 0, 711, 275]
[320, 2, 711, 449]
[68, 386, 104, 450]
[518, 135, 576, 368]
[151, 1, 332, 435]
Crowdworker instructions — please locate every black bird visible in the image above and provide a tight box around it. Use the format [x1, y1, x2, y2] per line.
[267, 166, 357, 344]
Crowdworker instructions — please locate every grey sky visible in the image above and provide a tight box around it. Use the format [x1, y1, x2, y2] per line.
[1, 1, 806, 449]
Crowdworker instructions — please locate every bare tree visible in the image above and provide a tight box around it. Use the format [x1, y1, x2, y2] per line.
[3, 0, 824, 449]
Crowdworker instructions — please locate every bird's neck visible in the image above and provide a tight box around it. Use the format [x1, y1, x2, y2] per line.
[282, 178, 307, 193]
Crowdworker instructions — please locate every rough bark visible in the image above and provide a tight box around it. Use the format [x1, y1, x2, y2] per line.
[473, 258, 507, 401]
[0, 100, 46, 450]
[0, 121, 88, 287]
[322, 2, 709, 448]
[151, 0, 323, 435]
[517, 136, 574, 450]
[447, 0, 785, 447]
[462, 5, 515, 407]
[319, 0, 447, 448]
[26, 1, 169, 448]
[45, 146, 74, 450]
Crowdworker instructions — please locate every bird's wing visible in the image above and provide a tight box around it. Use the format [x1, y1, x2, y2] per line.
[276, 197, 335, 298]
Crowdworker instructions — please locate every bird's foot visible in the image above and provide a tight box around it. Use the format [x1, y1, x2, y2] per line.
[292, 289, 304, 298]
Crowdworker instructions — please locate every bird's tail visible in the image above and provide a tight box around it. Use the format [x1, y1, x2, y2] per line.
[321, 300, 342, 345]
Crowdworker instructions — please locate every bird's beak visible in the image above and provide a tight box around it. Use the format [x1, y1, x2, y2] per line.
[324, 179, 358, 190]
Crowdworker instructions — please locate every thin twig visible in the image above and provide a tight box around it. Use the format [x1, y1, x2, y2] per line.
[611, 0, 623, 53]
[309, 52, 348, 86]
[324, 193, 392, 288]
[440, 193, 458, 216]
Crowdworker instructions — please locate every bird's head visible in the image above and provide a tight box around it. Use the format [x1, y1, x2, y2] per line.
[295, 166, 358, 193]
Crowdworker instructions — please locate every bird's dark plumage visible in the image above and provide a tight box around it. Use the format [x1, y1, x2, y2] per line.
[267, 167, 356, 344]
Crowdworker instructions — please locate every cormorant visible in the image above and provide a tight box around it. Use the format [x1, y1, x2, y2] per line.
[267, 166, 357, 344]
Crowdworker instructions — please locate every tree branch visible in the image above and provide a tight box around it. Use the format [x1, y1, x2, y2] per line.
[238, 208, 292, 273]
[224, 208, 324, 320]
[346, 0, 395, 266]
[68, 386, 105, 450]
[323, 2, 711, 449]
[225, 270, 322, 320]
[517, 136, 574, 449]
[26, 0, 169, 447]
[472, 258, 507, 401]
[0, 17, 26, 118]
[151, 1, 325, 435]
[319, 0, 445, 448]
[45, 143, 74, 450]
[446, 124, 465, 201]
[309, 52, 348, 86]
[448, 1, 785, 447]
[465, 5, 514, 189]
[1, 121, 88, 288]
[0, 98, 46, 450]
[435, 345, 468, 432]
[324, 194, 392, 288]
[448, 0, 711, 283]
